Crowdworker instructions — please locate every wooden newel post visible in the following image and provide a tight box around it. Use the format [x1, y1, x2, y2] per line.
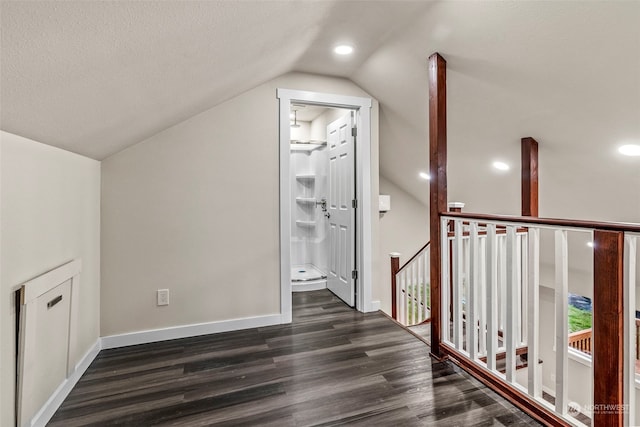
[593, 230, 624, 426]
[429, 52, 447, 358]
[521, 137, 539, 217]
[390, 253, 401, 320]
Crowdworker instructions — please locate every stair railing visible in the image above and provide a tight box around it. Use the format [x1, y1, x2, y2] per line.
[390, 242, 431, 326]
[438, 211, 640, 427]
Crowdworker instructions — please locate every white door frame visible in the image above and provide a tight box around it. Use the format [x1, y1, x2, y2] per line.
[277, 88, 373, 323]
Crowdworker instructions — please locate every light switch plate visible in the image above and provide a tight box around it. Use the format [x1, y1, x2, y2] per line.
[379, 195, 390, 212]
[157, 289, 169, 306]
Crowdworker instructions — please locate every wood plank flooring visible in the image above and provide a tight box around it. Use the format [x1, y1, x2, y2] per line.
[49, 290, 540, 426]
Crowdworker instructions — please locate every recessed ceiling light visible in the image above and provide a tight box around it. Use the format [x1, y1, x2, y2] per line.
[334, 45, 354, 55]
[419, 172, 431, 180]
[492, 161, 510, 171]
[618, 144, 640, 157]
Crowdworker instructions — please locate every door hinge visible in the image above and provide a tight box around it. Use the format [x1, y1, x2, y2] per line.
[352, 270, 358, 280]
[352, 199, 357, 209]
[351, 127, 357, 137]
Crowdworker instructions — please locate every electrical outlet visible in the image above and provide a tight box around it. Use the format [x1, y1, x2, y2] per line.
[157, 289, 169, 306]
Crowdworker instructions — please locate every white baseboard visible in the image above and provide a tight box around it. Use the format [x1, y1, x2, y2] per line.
[27, 314, 285, 426]
[31, 339, 101, 427]
[101, 314, 284, 349]
[370, 300, 381, 311]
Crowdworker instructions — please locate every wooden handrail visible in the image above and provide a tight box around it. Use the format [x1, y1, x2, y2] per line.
[398, 241, 431, 273]
[441, 211, 640, 233]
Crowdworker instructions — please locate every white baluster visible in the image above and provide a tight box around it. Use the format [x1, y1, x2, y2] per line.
[411, 261, 417, 325]
[416, 253, 424, 323]
[468, 222, 479, 360]
[399, 270, 406, 325]
[424, 247, 431, 319]
[419, 252, 426, 322]
[404, 268, 408, 326]
[516, 232, 522, 345]
[424, 250, 430, 319]
[407, 265, 412, 326]
[527, 228, 541, 398]
[486, 224, 498, 371]
[442, 217, 450, 343]
[479, 236, 487, 357]
[499, 235, 507, 341]
[624, 234, 637, 427]
[555, 229, 569, 415]
[453, 220, 464, 350]
[506, 226, 518, 383]
[521, 232, 528, 345]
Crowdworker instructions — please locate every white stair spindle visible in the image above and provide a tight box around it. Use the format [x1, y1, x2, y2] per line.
[468, 222, 479, 359]
[479, 237, 487, 356]
[400, 270, 406, 325]
[417, 253, 423, 323]
[424, 251, 429, 319]
[554, 229, 569, 415]
[442, 218, 450, 342]
[516, 232, 522, 345]
[411, 262, 417, 325]
[521, 232, 528, 345]
[505, 226, 518, 383]
[453, 220, 464, 350]
[527, 228, 541, 398]
[486, 224, 498, 371]
[500, 236, 507, 340]
[624, 235, 637, 427]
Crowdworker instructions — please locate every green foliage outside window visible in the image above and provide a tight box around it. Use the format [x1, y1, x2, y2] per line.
[568, 305, 592, 333]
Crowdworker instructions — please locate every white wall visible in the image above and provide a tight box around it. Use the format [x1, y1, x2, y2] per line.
[378, 176, 429, 315]
[101, 72, 379, 337]
[0, 131, 101, 427]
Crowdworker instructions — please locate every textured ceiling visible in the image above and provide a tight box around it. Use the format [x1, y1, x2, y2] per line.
[350, 0, 640, 220]
[1, 0, 639, 223]
[0, 0, 428, 159]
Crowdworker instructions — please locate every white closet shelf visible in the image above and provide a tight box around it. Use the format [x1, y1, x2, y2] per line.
[296, 220, 316, 227]
[290, 142, 326, 152]
[295, 174, 315, 181]
[296, 197, 316, 204]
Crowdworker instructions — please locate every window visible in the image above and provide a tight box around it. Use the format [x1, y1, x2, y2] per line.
[567, 293, 592, 355]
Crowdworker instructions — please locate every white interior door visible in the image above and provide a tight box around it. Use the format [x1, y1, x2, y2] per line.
[327, 112, 356, 306]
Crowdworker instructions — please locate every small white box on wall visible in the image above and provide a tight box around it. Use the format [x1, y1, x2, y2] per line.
[379, 195, 391, 212]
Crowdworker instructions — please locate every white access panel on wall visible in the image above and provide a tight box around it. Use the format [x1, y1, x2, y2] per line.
[16, 259, 81, 427]
[327, 113, 355, 306]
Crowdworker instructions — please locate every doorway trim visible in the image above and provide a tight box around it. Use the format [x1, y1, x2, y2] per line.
[277, 88, 373, 323]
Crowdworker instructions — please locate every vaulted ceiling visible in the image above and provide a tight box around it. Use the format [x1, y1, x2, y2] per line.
[0, 0, 428, 159]
[2, 1, 639, 221]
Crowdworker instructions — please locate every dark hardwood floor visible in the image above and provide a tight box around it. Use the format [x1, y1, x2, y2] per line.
[49, 290, 540, 426]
